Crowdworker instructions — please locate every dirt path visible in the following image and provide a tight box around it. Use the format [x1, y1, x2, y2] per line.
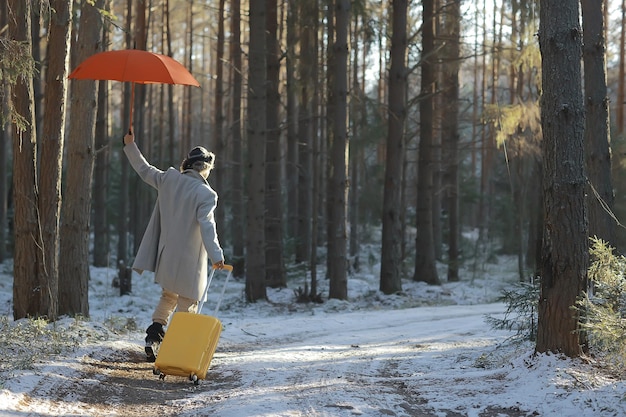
[13, 344, 242, 417]
[8, 304, 535, 417]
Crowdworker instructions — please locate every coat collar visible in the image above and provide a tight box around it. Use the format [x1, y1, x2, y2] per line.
[182, 169, 208, 185]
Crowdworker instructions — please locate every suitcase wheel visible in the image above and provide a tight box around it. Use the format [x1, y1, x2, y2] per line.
[190, 374, 199, 385]
[152, 368, 161, 376]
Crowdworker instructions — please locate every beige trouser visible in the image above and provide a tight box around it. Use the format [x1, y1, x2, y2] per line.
[152, 288, 198, 325]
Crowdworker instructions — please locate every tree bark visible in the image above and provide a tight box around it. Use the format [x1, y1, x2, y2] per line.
[9, 0, 42, 320]
[414, 0, 440, 286]
[38, 0, 74, 320]
[230, 0, 245, 277]
[536, 0, 587, 357]
[582, 0, 614, 245]
[441, 0, 461, 282]
[246, 0, 268, 302]
[265, 0, 286, 287]
[0, 2, 10, 262]
[380, 0, 407, 295]
[296, 0, 314, 265]
[59, 0, 104, 317]
[328, 0, 350, 300]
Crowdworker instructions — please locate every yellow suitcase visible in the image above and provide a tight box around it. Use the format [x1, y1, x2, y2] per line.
[153, 265, 232, 384]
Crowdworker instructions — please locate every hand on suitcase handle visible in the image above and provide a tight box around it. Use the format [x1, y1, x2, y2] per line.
[212, 262, 233, 272]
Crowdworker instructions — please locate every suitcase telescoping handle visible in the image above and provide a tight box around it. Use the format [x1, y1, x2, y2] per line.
[198, 264, 233, 315]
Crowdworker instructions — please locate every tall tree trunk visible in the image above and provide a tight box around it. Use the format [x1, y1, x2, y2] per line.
[310, 0, 321, 298]
[286, 0, 298, 251]
[246, 0, 268, 302]
[215, 0, 226, 241]
[230, 0, 244, 277]
[295, 0, 314, 265]
[617, 0, 625, 134]
[38, 0, 74, 320]
[93, 6, 111, 268]
[536, 0, 587, 358]
[414, 0, 440, 286]
[117, 0, 133, 265]
[328, 0, 350, 300]
[441, 0, 460, 282]
[9, 0, 42, 320]
[348, 16, 359, 272]
[93, 76, 110, 267]
[265, 0, 286, 287]
[0, 0, 8, 262]
[59, 0, 104, 317]
[582, 0, 614, 245]
[380, 0, 407, 295]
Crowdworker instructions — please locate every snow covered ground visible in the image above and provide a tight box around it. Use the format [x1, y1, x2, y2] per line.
[0, 253, 624, 416]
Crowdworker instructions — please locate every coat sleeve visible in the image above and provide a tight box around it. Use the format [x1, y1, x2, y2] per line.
[197, 188, 224, 264]
[123, 142, 165, 190]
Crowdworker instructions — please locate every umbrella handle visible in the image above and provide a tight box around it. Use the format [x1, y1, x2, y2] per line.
[129, 82, 135, 132]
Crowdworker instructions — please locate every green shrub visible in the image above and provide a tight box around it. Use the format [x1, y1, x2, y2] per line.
[485, 279, 539, 342]
[577, 238, 626, 369]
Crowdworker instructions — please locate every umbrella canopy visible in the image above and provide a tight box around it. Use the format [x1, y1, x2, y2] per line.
[68, 49, 200, 86]
[69, 49, 200, 129]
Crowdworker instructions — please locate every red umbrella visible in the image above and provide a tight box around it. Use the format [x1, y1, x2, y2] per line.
[69, 49, 200, 129]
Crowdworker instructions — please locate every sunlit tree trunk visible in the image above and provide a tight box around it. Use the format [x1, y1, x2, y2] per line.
[59, 0, 104, 317]
[215, 0, 226, 241]
[536, 0, 587, 358]
[38, 0, 74, 320]
[230, 0, 245, 277]
[9, 0, 43, 319]
[380, 0, 407, 295]
[582, 0, 614, 245]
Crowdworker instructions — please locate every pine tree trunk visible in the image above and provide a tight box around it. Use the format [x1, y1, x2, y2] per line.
[38, 0, 73, 320]
[93, 76, 110, 267]
[230, 0, 245, 277]
[246, 0, 268, 302]
[536, 0, 587, 358]
[117, 0, 133, 265]
[0, 0, 7, 262]
[582, 0, 614, 245]
[380, 0, 407, 295]
[441, 0, 460, 282]
[265, 0, 286, 288]
[59, 0, 103, 316]
[215, 0, 226, 242]
[9, 0, 42, 320]
[286, 0, 298, 252]
[328, 0, 350, 300]
[295, 0, 314, 265]
[414, 0, 440, 286]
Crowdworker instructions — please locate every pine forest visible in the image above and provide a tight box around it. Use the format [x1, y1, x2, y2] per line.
[0, 0, 624, 358]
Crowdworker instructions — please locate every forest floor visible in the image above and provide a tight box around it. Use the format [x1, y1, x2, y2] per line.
[1, 257, 624, 416]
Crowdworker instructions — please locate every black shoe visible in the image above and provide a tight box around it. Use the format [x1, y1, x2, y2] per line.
[145, 322, 165, 362]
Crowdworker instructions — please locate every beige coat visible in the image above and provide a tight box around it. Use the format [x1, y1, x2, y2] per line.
[124, 143, 224, 300]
